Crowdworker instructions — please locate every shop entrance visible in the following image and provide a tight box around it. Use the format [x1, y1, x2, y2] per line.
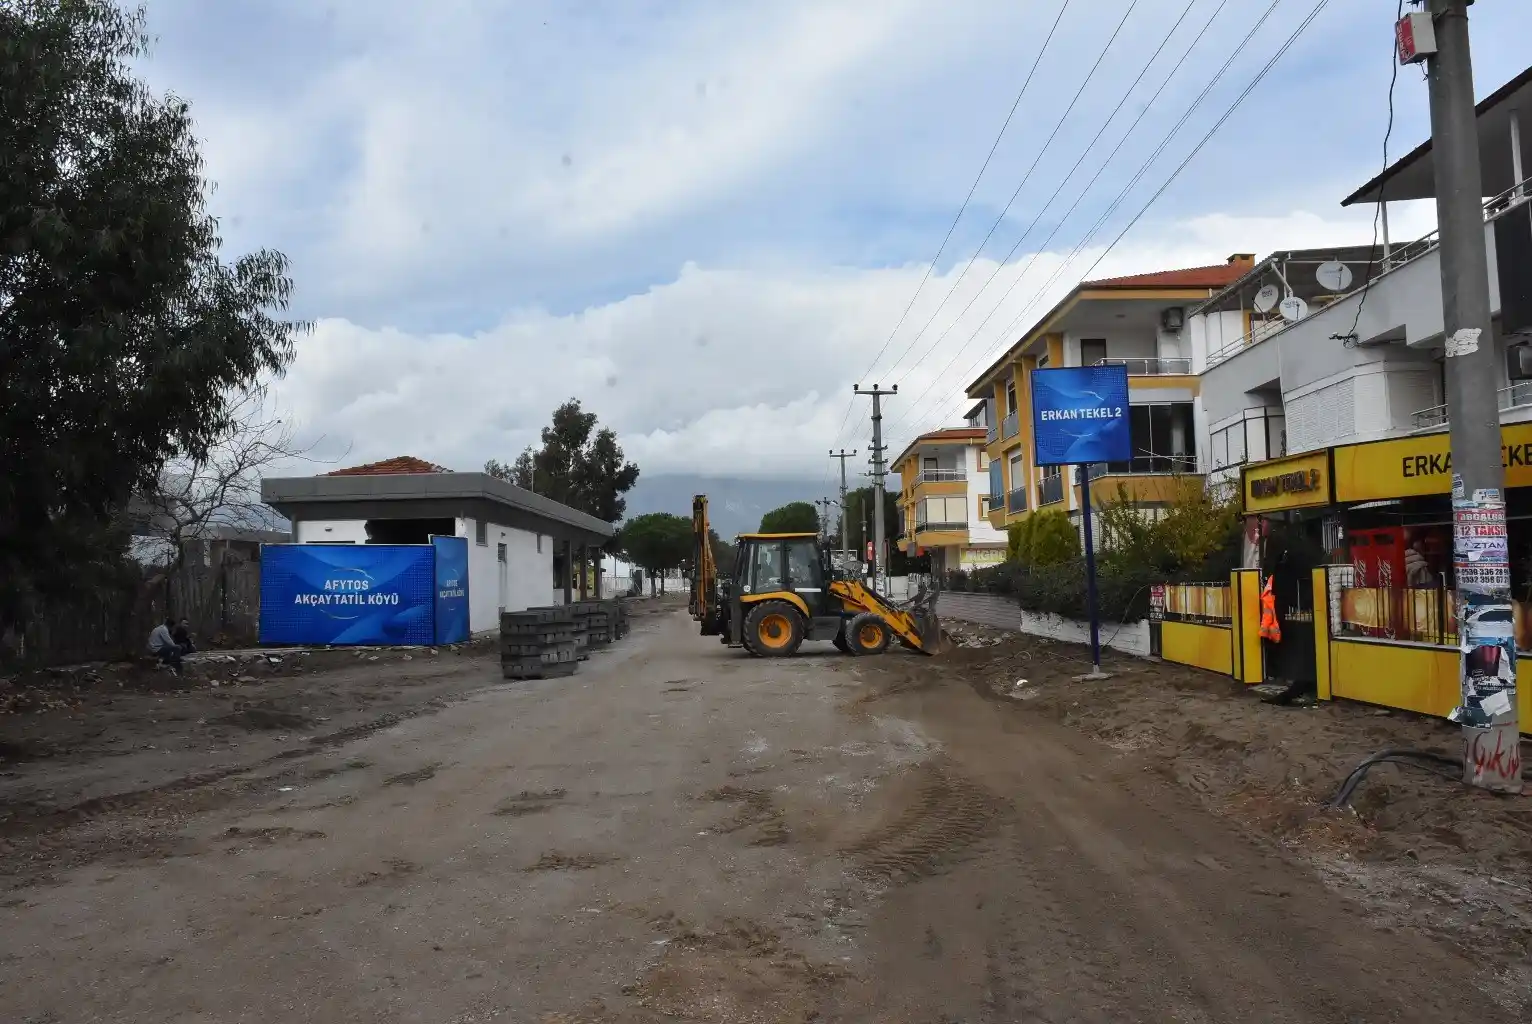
[1261, 521, 1325, 687]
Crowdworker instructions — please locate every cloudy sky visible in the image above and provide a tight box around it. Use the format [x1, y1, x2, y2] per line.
[138, 0, 1532, 486]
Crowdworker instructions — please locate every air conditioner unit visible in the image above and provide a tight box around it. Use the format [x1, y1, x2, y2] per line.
[1160, 306, 1185, 332]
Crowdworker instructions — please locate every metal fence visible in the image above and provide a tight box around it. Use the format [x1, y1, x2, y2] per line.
[1159, 582, 1231, 624]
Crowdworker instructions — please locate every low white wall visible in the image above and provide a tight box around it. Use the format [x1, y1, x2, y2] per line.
[938, 591, 1151, 658]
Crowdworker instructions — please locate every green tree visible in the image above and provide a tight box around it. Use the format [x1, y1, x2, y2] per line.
[1096, 478, 1240, 575]
[759, 501, 819, 535]
[486, 398, 639, 529]
[617, 512, 691, 595]
[1006, 509, 1080, 566]
[0, 1, 303, 631]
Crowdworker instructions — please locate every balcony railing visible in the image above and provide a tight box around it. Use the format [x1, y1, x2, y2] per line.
[915, 520, 967, 533]
[914, 468, 967, 484]
[1206, 184, 1532, 370]
[1087, 456, 1198, 478]
[1039, 474, 1064, 505]
[1001, 410, 1019, 440]
[1006, 487, 1027, 514]
[1095, 356, 1192, 376]
[1411, 382, 1532, 431]
[986, 421, 999, 443]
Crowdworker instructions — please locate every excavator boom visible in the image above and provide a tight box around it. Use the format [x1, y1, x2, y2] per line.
[689, 494, 721, 633]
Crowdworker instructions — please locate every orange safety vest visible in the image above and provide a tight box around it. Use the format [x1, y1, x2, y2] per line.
[1259, 576, 1281, 642]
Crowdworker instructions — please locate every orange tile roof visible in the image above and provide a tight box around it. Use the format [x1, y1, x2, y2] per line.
[890, 427, 988, 471]
[964, 254, 1258, 396]
[1084, 262, 1251, 289]
[918, 428, 987, 441]
[326, 456, 452, 477]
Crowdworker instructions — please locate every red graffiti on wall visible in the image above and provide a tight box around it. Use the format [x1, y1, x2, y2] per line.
[1468, 729, 1522, 785]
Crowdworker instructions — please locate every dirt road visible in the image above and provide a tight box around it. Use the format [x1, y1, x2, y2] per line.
[2, 605, 1524, 1022]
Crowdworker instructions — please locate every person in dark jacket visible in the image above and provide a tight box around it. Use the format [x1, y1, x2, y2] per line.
[172, 618, 196, 654]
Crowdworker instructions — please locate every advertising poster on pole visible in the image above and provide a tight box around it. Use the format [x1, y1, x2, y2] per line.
[1451, 487, 1517, 730]
[1030, 365, 1131, 676]
[1029, 365, 1132, 468]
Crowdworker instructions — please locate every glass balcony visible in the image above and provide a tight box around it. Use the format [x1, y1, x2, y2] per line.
[1039, 474, 1064, 505]
[1006, 487, 1027, 514]
[1002, 410, 1019, 440]
[914, 468, 966, 485]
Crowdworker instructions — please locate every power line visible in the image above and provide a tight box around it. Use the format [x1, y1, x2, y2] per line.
[873, 1, 1141, 389]
[887, 0, 1298, 437]
[889, 0, 1279, 435]
[880, 0, 1204, 395]
[825, 0, 1073, 453]
[1335, 0, 1404, 347]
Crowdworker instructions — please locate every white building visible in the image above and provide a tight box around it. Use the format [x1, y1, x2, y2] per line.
[262, 456, 617, 634]
[1201, 62, 1532, 477]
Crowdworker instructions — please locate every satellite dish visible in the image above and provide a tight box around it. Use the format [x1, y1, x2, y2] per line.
[1253, 283, 1280, 314]
[1315, 261, 1354, 292]
[1278, 295, 1310, 322]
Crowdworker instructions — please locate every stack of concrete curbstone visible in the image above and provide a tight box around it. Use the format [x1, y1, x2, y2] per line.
[499, 607, 579, 680]
[612, 599, 630, 640]
[571, 601, 613, 649]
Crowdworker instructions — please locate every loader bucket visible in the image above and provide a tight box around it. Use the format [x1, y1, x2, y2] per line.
[914, 606, 945, 654]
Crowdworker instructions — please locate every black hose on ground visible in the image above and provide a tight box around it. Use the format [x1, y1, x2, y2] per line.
[1327, 747, 1462, 809]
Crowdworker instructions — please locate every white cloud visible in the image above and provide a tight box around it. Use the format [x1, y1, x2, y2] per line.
[269, 203, 1437, 480]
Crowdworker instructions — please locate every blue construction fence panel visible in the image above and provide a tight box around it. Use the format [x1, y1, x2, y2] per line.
[431, 535, 470, 645]
[260, 544, 436, 646]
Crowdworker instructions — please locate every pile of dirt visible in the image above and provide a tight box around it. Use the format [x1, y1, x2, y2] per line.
[852, 626, 1532, 964]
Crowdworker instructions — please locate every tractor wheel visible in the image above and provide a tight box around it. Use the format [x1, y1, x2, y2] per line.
[831, 627, 851, 654]
[744, 601, 805, 658]
[846, 612, 892, 656]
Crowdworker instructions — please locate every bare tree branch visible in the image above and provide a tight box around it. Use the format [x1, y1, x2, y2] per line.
[135, 386, 343, 569]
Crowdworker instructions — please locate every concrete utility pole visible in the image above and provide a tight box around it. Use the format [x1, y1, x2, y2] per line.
[854, 385, 896, 595]
[829, 449, 857, 563]
[1423, 0, 1520, 791]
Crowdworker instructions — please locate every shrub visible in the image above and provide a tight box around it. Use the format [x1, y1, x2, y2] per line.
[1013, 559, 1163, 623]
[1006, 509, 1080, 567]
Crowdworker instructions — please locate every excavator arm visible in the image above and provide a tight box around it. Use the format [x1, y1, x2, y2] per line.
[828, 577, 943, 654]
[689, 495, 720, 633]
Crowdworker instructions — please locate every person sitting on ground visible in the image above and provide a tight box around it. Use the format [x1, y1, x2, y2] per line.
[172, 617, 196, 654]
[148, 616, 183, 673]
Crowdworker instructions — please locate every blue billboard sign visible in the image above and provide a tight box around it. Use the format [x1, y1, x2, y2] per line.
[1030, 365, 1132, 467]
[260, 544, 436, 646]
[432, 535, 470, 645]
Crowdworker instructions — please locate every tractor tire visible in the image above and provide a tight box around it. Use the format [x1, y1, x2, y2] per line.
[743, 601, 805, 658]
[831, 627, 851, 654]
[846, 612, 892, 656]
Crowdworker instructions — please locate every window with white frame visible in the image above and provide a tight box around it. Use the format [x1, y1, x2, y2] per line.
[919, 496, 966, 527]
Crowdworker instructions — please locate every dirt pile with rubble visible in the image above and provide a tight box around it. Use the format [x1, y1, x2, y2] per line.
[860, 622, 1532, 975]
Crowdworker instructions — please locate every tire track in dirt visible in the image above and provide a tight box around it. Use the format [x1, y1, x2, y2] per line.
[701, 785, 789, 847]
[840, 762, 997, 884]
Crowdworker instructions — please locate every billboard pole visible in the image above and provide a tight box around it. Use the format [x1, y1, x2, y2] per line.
[1030, 363, 1127, 684]
[1078, 465, 1107, 679]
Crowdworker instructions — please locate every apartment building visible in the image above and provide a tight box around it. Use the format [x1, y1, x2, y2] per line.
[1205, 62, 1532, 563]
[963, 255, 1254, 537]
[891, 421, 1007, 576]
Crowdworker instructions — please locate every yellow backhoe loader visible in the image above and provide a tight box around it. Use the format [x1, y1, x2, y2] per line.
[690, 495, 942, 657]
